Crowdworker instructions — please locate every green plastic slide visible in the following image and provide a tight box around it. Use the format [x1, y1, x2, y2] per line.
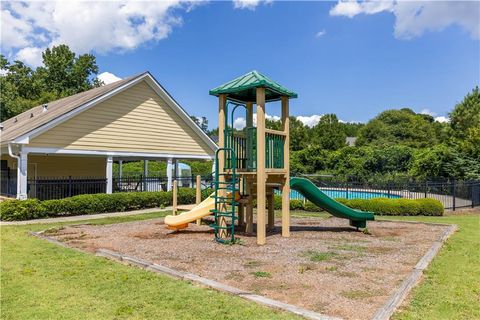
[290, 177, 374, 228]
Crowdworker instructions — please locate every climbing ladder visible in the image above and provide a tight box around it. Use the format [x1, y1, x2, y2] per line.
[211, 147, 239, 243]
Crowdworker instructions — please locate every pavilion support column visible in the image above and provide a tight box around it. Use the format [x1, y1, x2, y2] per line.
[18, 151, 28, 200]
[281, 96, 290, 237]
[106, 156, 113, 194]
[143, 160, 149, 191]
[256, 87, 266, 245]
[218, 94, 228, 239]
[167, 158, 173, 191]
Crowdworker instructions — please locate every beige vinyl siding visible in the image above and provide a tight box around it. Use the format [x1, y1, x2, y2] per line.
[29, 81, 213, 155]
[0, 154, 105, 178]
[1, 155, 17, 170]
[28, 155, 106, 178]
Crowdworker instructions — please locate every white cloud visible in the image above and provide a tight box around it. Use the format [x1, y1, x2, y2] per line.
[233, 113, 280, 130]
[420, 108, 437, 117]
[329, 0, 480, 40]
[233, 117, 247, 130]
[315, 29, 327, 38]
[233, 0, 272, 10]
[98, 72, 122, 85]
[15, 47, 45, 67]
[1, 1, 200, 67]
[434, 116, 449, 123]
[296, 114, 323, 127]
[233, 113, 358, 129]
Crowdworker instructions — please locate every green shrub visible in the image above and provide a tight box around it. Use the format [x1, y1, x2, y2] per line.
[290, 199, 304, 210]
[0, 188, 203, 221]
[340, 197, 443, 216]
[414, 198, 445, 216]
[273, 195, 282, 210]
[0, 189, 444, 221]
[0, 199, 48, 221]
[303, 201, 323, 212]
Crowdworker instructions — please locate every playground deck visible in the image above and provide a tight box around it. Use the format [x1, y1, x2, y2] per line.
[49, 216, 448, 320]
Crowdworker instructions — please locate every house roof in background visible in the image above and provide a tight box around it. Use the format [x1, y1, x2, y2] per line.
[1, 73, 146, 143]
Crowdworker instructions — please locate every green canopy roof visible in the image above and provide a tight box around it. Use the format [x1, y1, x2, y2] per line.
[209, 70, 297, 103]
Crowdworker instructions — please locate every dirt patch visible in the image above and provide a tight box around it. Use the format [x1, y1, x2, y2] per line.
[49, 216, 448, 320]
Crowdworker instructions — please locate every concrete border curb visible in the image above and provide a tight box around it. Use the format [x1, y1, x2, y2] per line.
[29, 220, 457, 320]
[94, 248, 341, 320]
[371, 224, 457, 320]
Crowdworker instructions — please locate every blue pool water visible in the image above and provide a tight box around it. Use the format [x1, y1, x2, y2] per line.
[290, 189, 401, 200]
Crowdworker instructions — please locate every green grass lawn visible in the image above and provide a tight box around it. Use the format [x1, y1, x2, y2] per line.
[383, 213, 480, 320]
[1, 210, 479, 319]
[0, 211, 299, 320]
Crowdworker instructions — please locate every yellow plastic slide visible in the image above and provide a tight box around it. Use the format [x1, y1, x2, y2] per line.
[164, 195, 216, 230]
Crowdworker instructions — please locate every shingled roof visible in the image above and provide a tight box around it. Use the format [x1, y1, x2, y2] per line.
[0, 73, 146, 143]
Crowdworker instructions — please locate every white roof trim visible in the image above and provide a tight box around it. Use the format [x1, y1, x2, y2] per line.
[21, 147, 214, 160]
[143, 73, 218, 152]
[13, 72, 218, 155]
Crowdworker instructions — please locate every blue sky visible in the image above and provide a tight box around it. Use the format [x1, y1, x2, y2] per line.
[2, 1, 479, 127]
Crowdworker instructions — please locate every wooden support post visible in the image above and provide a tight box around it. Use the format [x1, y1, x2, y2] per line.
[218, 94, 228, 238]
[246, 102, 253, 127]
[196, 175, 202, 225]
[238, 177, 245, 227]
[172, 180, 178, 216]
[246, 102, 254, 169]
[281, 96, 290, 237]
[256, 87, 266, 245]
[246, 177, 254, 233]
[267, 188, 275, 230]
[238, 203, 244, 227]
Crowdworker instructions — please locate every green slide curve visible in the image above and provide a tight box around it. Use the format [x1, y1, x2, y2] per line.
[290, 177, 374, 228]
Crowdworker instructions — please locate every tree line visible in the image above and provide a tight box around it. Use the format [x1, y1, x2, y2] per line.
[2, 46, 478, 182]
[264, 92, 480, 182]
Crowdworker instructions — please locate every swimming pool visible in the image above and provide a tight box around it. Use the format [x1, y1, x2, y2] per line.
[290, 189, 401, 200]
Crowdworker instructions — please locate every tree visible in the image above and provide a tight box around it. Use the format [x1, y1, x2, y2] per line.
[311, 114, 346, 150]
[290, 146, 329, 175]
[0, 45, 100, 122]
[449, 87, 480, 157]
[190, 115, 209, 133]
[409, 144, 462, 179]
[289, 116, 310, 151]
[356, 108, 440, 148]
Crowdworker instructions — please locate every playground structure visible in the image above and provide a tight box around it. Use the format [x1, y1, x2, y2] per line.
[164, 71, 374, 245]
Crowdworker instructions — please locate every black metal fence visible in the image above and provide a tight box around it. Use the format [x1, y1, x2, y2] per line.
[0, 169, 17, 197]
[0, 174, 214, 200]
[303, 175, 480, 210]
[113, 174, 213, 193]
[27, 176, 107, 200]
[2, 171, 479, 210]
